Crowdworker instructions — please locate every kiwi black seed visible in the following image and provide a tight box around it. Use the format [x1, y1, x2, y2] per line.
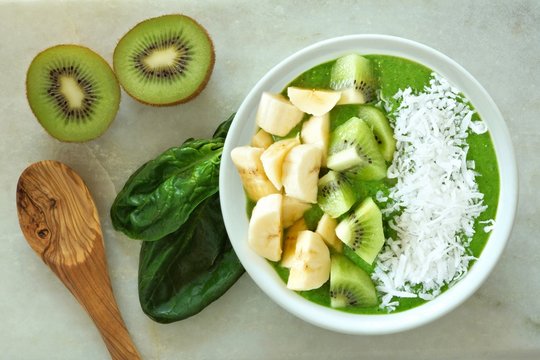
[113, 14, 215, 106]
[26, 45, 120, 142]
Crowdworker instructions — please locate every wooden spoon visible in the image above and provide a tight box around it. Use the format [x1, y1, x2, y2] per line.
[16, 160, 141, 360]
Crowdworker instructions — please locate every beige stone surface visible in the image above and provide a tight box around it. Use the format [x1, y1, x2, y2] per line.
[1, 0, 539, 359]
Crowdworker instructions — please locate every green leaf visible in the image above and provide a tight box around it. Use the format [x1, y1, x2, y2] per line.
[110, 138, 224, 241]
[212, 113, 235, 139]
[111, 113, 244, 323]
[138, 193, 244, 323]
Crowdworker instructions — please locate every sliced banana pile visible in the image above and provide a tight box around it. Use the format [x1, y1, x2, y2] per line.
[233, 85, 357, 291]
[231, 54, 395, 302]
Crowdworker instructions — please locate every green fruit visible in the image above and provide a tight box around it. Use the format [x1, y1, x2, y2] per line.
[317, 170, 356, 218]
[335, 197, 385, 265]
[26, 45, 120, 142]
[330, 54, 377, 102]
[327, 117, 387, 180]
[113, 14, 215, 106]
[357, 105, 396, 162]
[330, 253, 378, 308]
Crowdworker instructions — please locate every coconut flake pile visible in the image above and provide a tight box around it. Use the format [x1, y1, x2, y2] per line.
[372, 73, 492, 311]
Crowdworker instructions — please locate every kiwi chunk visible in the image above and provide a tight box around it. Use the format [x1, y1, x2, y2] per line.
[327, 117, 386, 180]
[317, 170, 355, 218]
[330, 54, 377, 102]
[26, 45, 120, 142]
[113, 14, 215, 106]
[357, 105, 396, 161]
[335, 197, 385, 265]
[330, 254, 378, 308]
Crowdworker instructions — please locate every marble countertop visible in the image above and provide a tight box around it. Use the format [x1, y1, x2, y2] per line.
[1, 0, 539, 359]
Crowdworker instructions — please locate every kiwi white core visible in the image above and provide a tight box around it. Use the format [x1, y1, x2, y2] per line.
[59, 76, 85, 109]
[143, 47, 180, 69]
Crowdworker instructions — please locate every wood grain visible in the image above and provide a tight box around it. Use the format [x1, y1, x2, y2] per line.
[16, 160, 141, 360]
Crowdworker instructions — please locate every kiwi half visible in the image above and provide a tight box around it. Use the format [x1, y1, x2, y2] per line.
[26, 45, 120, 142]
[113, 14, 215, 106]
[330, 254, 378, 308]
[335, 197, 385, 265]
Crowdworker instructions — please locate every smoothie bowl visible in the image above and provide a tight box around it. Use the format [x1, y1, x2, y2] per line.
[219, 35, 517, 334]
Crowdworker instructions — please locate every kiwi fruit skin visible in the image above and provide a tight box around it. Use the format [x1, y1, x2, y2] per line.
[327, 117, 387, 180]
[357, 105, 396, 162]
[26, 44, 120, 142]
[335, 197, 385, 266]
[113, 14, 215, 106]
[317, 170, 355, 218]
[330, 253, 378, 308]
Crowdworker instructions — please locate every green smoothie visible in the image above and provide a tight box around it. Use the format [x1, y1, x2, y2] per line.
[268, 55, 500, 314]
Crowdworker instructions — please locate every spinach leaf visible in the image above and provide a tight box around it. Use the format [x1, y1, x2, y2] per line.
[138, 193, 244, 323]
[111, 114, 244, 322]
[212, 113, 235, 139]
[110, 138, 223, 241]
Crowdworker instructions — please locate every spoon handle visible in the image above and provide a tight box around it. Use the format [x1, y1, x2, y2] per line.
[48, 240, 141, 360]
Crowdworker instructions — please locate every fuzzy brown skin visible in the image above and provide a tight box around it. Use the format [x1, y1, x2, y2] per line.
[25, 44, 121, 143]
[113, 14, 216, 107]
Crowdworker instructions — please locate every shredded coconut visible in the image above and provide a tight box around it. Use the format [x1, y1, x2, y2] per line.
[373, 73, 492, 311]
[479, 219, 496, 233]
[375, 190, 388, 203]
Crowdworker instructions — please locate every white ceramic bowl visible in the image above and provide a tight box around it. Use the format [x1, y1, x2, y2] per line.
[219, 35, 518, 334]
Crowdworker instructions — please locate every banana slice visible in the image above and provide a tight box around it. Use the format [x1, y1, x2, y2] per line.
[287, 87, 341, 116]
[315, 213, 342, 252]
[260, 137, 300, 190]
[256, 92, 304, 137]
[301, 113, 330, 166]
[282, 195, 311, 228]
[287, 230, 330, 291]
[231, 146, 279, 201]
[282, 144, 322, 203]
[248, 193, 283, 261]
[251, 129, 274, 149]
[280, 218, 308, 268]
[337, 88, 367, 105]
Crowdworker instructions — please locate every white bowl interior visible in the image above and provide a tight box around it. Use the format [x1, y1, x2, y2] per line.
[220, 34, 518, 334]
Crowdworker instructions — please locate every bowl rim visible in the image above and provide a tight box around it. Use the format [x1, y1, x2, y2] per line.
[219, 34, 518, 335]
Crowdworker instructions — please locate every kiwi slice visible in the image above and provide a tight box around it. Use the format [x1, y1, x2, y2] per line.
[113, 14, 215, 106]
[26, 45, 120, 142]
[329, 54, 377, 102]
[330, 253, 378, 308]
[357, 105, 396, 162]
[317, 170, 356, 218]
[335, 197, 385, 265]
[327, 117, 386, 180]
